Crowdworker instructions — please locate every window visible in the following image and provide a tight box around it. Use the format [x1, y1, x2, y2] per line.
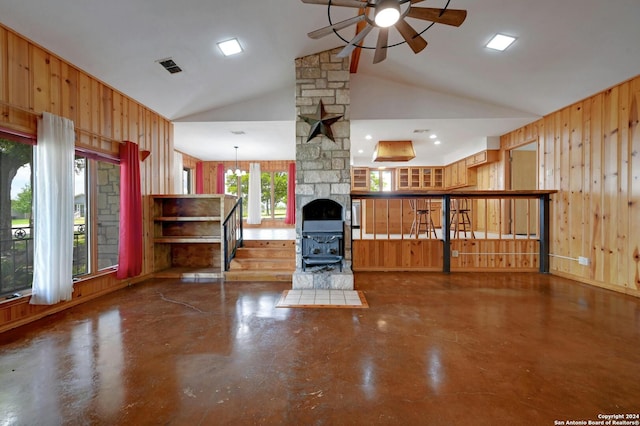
[96, 161, 120, 270]
[74, 156, 88, 276]
[74, 153, 120, 278]
[1, 127, 121, 297]
[261, 171, 288, 219]
[183, 167, 192, 194]
[369, 169, 393, 192]
[226, 174, 249, 216]
[0, 131, 34, 297]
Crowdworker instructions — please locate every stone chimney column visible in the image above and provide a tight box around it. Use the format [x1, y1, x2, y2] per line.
[293, 48, 353, 290]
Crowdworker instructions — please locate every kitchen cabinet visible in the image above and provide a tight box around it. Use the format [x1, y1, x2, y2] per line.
[351, 167, 369, 190]
[466, 150, 499, 168]
[445, 160, 477, 189]
[396, 167, 444, 190]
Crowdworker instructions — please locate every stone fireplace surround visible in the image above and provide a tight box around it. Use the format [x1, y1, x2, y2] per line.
[292, 48, 354, 290]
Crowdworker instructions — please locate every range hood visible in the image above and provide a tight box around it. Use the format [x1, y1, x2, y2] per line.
[372, 140, 416, 162]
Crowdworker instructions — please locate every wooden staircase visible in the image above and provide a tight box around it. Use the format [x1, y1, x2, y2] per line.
[224, 239, 296, 282]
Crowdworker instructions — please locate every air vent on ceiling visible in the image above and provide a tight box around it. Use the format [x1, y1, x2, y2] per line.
[157, 58, 182, 74]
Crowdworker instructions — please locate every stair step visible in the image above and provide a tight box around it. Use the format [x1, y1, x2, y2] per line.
[234, 247, 294, 259]
[225, 270, 292, 282]
[230, 258, 296, 270]
[241, 239, 295, 249]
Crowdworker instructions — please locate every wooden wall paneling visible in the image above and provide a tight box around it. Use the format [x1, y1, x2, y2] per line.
[101, 85, 113, 146]
[589, 93, 604, 282]
[120, 93, 130, 141]
[538, 120, 546, 189]
[450, 240, 538, 271]
[142, 107, 151, 193]
[89, 78, 101, 150]
[7, 32, 32, 131]
[60, 62, 78, 125]
[77, 72, 92, 145]
[351, 240, 441, 271]
[543, 116, 554, 190]
[48, 55, 62, 115]
[617, 82, 630, 288]
[603, 86, 619, 286]
[152, 113, 162, 192]
[165, 121, 174, 193]
[31, 48, 50, 114]
[127, 100, 138, 144]
[559, 107, 571, 274]
[112, 91, 123, 141]
[0, 27, 7, 109]
[153, 112, 163, 194]
[180, 152, 200, 170]
[501, 75, 640, 297]
[581, 97, 594, 280]
[629, 85, 640, 290]
[569, 102, 584, 276]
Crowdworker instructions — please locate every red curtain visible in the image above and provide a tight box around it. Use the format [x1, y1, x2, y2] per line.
[117, 141, 143, 279]
[284, 162, 296, 225]
[216, 163, 225, 194]
[195, 162, 204, 194]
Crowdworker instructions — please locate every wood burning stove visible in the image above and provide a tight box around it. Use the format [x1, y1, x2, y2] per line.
[301, 199, 344, 271]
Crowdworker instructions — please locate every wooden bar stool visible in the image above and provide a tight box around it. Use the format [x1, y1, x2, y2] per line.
[409, 199, 437, 238]
[450, 198, 475, 238]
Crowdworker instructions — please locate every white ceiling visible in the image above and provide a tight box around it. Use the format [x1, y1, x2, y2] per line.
[1, 0, 639, 167]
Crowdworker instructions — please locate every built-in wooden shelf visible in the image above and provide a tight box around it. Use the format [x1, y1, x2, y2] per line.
[151, 194, 235, 280]
[153, 236, 222, 244]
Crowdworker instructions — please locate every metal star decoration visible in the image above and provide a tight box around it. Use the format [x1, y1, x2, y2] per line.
[298, 100, 343, 142]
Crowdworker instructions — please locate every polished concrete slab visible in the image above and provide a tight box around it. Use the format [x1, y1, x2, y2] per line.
[1, 272, 639, 425]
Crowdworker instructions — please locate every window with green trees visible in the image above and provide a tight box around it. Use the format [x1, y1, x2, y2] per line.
[369, 169, 393, 192]
[261, 171, 287, 219]
[1, 133, 33, 297]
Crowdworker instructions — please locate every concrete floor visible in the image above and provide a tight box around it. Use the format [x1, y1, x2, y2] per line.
[1, 272, 639, 425]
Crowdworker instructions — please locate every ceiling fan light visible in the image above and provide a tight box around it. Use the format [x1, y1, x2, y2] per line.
[375, 0, 400, 27]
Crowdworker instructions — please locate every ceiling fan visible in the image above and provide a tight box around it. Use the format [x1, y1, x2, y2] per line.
[302, 0, 467, 64]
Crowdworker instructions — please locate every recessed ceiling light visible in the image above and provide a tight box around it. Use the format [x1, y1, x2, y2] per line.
[365, 135, 372, 140]
[358, 149, 364, 154]
[434, 140, 441, 145]
[486, 34, 516, 51]
[430, 134, 437, 139]
[218, 38, 243, 56]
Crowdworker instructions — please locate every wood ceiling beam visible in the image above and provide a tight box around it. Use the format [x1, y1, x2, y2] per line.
[349, 8, 368, 73]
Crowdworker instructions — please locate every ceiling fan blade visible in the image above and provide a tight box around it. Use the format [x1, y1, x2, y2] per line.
[336, 24, 374, 58]
[373, 27, 389, 64]
[307, 14, 366, 39]
[406, 7, 467, 27]
[301, 0, 367, 8]
[395, 19, 428, 54]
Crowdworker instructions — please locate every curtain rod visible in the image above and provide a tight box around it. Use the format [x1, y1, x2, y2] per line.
[0, 100, 125, 145]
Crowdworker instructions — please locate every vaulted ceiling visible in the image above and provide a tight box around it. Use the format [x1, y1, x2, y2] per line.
[2, 0, 639, 166]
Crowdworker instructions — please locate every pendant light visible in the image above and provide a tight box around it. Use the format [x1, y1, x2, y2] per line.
[226, 146, 246, 177]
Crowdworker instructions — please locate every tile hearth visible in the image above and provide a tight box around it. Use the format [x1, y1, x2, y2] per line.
[276, 290, 367, 308]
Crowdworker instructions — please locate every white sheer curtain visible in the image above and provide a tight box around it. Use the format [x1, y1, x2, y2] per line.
[173, 151, 183, 194]
[247, 162, 262, 225]
[30, 112, 75, 305]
